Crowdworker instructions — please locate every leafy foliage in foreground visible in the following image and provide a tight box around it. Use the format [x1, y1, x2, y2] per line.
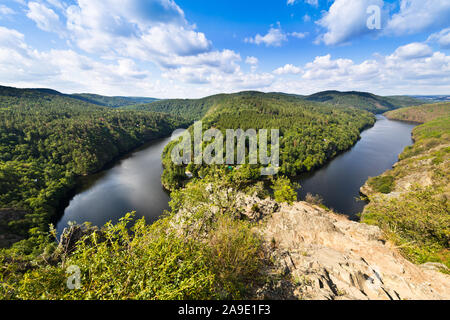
[0, 85, 186, 249]
[0, 178, 267, 300]
[272, 176, 298, 204]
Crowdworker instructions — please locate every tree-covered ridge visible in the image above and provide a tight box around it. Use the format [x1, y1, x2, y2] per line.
[126, 90, 424, 121]
[0, 85, 158, 108]
[385, 102, 450, 123]
[0, 86, 187, 249]
[70, 93, 158, 108]
[362, 102, 450, 268]
[161, 93, 375, 190]
[123, 93, 234, 121]
[306, 90, 424, 113]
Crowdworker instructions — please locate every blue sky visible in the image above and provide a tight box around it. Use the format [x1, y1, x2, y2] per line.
[0, 0, 449, 98]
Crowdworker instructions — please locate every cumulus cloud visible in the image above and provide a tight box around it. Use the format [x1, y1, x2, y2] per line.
[428, 28, 450, 49]
[245, 25, 288, 47]
[386, 0, 450, 35]
[392, 43, 433, 60]
[0, 26, 156, 95]
[316, 0, 384, 45]
[245, 25, 308, 47]
[61, 0, 271, 89]
[65, 0, 207, 57]
[270, 42, 450, 94]
[26, 2, 65, 36]
[273, 64, 303, 75]
[245, 56, 259, 65]
[316, 0, 450, 46]
[244, 56, 259, 72]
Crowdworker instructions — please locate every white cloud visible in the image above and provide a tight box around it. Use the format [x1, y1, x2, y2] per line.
[269, 43, 450, 95]
[428, 28, 450, 49]
[0, 26, 159, 95]
[386, 0, 450, 35]
[0, 24, 275, 97]
[0, 5, 16, 15]
[287, 0, 318, 6]
[317, 0, 450, 46]
[273, 64, 303, 75]
[65, 0, 207, 58]
[289, 32, 308, 39]
[62, 0, 269, 90]
[245, 56, 259, 65]
[245, 25, 288, 47]
[26, 2, 64, 36]
[305, 0, 318, 6]
[392, 43, 433, 60]
[316, 0, 384, 45]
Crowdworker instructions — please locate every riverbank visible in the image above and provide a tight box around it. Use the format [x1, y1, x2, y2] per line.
[360, 102, 450, 268]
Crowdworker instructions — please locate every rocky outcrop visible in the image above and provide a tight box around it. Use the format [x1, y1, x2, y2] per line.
[258, 200, 450, 300]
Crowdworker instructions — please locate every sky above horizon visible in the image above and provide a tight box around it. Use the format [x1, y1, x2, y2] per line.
[0, 0, 449, 98]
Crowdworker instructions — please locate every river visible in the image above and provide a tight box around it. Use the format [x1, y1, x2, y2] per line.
[294, 115, 417, 219]
[56, 115, 416, 233]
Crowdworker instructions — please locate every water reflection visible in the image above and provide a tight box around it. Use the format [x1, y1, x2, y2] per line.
[294, 115, 416, 219]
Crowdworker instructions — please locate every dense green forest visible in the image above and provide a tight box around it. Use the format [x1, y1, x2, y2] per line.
[161, 93, 375, 190]
[126, 90, 424, 120]
[0, 86, 158, 109]
[0, 85, 186, 250]
[70, 93, 158, 108]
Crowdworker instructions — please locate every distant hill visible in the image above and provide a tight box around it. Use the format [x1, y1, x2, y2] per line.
[305, 91, 424, 113]
[70, 93, 158, 108]
[0, 85, 158, 108]
[128, 90, 425, 120]
[124, 91, 314, 121]
[385, 101, 450, 123]
[411, 95, 450, 103]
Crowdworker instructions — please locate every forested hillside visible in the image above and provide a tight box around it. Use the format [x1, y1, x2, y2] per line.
[161, 93, 375, 190]
[384, 102, 450, 123]
[0, 85, 158, 108]
[362, 102, 450, 268]
[0, 86, 186, 249]
[70, 93, 158, 108]
[127, 90, 424, 120]
[306, 91, 424, 113]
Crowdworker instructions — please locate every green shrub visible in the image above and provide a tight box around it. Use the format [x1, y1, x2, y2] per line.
[368, 175, 395, 194]
[205, 215, 265, 299]
[272, 176, 298, 204]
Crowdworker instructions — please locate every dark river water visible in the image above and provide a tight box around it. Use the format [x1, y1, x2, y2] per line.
[294, 115, 416, 219]
[56, 115, 416, 233]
